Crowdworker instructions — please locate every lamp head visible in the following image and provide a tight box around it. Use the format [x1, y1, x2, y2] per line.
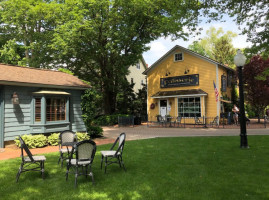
[234, 49, 246, 67]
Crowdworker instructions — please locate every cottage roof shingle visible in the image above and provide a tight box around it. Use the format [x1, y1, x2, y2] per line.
[0, 64, 90, 89]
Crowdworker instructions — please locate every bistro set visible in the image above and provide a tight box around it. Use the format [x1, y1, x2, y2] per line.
[16, 131, 126, 187]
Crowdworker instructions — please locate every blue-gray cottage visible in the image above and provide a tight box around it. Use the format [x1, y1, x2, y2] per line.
[0, 64, 90, 148]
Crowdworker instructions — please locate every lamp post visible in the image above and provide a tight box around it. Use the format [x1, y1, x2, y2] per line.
[234, 49, 249, 148]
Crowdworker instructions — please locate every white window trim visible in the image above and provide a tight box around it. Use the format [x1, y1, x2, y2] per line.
[174, 52, 184, 62]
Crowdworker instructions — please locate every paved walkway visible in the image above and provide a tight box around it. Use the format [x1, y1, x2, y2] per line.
[0, 124, 268, 160]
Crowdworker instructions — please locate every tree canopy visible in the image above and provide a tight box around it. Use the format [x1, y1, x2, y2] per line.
[211, 0, 269, 55]
[243, 55, 269, 119]
[188, 27, 237, 67]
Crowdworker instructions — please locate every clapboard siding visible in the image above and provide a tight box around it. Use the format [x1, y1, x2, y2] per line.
[2, 86, 87, 144]
[69, 90, 86, 132]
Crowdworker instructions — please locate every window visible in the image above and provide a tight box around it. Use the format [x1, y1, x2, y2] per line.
[178, 97, 201, 117]
[46, 98, 66, 122]
[35, 98, 41, 122]
[136, 62, 140, 69]
[174, 53, 183, 61]
[131, 78, 134, 84]
[141, 80, 143, 85]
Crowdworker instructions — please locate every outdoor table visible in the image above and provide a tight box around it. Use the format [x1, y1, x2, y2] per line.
[62, 141, 77, 155]
[166, 116, 173, 127]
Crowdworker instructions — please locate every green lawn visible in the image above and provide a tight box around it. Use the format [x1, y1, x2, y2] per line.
[1, 136, 269, 200]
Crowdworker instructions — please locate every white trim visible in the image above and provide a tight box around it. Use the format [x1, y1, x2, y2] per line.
[152, 94, 207, 99]
[174, 52, 184, 62]
[175, 97, 177, 117]
[203, 96, 205, 117]
[216, 64, 220, 116]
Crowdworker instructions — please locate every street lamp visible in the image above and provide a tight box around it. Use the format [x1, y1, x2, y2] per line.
[234, 49, 249, 148]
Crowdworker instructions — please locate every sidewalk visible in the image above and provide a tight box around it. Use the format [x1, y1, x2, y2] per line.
[1, 124, 268, 160]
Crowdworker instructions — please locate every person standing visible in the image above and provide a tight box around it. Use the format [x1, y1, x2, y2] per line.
[232, 104, 239, 125]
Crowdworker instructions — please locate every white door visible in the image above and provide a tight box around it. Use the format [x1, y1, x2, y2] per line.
[160, 107, 167, 117]
[160, 100, 167, 117]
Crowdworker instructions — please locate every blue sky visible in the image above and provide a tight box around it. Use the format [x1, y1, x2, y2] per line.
[142, 16, 252, 66]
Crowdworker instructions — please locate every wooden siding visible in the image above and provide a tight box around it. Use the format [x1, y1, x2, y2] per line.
[0, 86, 4, 147]
[4, 86, 32, 141]
[69, 90, 87, 132]
[147, 47, 232, 121]
[2, 86, 87, 142]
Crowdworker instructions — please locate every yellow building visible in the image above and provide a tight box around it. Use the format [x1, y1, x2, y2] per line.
[143, 45, 234, 123]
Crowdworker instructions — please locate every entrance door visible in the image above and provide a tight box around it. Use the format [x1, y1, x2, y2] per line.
[160, 100, 167, 117]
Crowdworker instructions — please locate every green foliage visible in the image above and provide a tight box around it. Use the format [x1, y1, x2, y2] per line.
[14, 134, 47, 149]
[76, 132, 90, 142]
[58, 68, 74, 75]
[47, 133, 60, 146]
[116, 79, 136, 114]
[81, 88, 102, 132]
[93, 114, 130, 126]
[212, 0, 268, 55]
[87, 126, 103, 138]
[245, 104, 256, 118]
[188, 27, 237, 67]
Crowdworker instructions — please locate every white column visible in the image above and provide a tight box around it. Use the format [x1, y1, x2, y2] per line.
[216, 64, 220, 117]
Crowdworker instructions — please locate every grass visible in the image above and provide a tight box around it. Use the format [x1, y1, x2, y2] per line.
[1, 136, 269, 200]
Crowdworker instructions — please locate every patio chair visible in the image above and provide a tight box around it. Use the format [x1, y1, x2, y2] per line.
[101, 132, 126, 173]
[157, 115, 166, 127]
[16, 136, 46, 182]
[195, 116, 202, 125]
[58, 130, 77, 167]
[174, 116, 182, 127]
[210, 116, 219, 127]
[66, 140, 96, 187]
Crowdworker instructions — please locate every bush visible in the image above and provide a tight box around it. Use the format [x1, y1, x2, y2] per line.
[93, 114, 130, 126]
[47, 133, 60, 146]
[76, 132, 90, 142]
[87, 126, 103, 138]
[15, 134, 47, 149]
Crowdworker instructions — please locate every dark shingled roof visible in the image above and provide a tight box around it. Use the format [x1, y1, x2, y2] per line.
[0, 64, 90, 89]
[151, 89, 208, 98]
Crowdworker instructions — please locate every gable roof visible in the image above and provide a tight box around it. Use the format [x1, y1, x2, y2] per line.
[143, 45, 234, 75]
[0, 64, 90, 90]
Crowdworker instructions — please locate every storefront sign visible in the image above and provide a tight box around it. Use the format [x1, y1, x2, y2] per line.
[160, 74, 199, 88]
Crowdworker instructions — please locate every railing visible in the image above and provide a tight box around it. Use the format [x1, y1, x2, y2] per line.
[147, 114, 268, 129]
[118, 116, 134, 127]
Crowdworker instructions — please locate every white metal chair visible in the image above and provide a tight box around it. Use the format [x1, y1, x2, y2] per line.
[100, 133, 126, 173]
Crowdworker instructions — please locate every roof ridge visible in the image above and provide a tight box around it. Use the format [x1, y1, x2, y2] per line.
[0, 63, 72, 75]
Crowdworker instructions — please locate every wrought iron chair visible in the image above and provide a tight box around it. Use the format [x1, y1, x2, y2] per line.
[58, 130, 77, 167]
[16, 136, 46, 182]
[210, 116, 219, 127]
[195, 116, 203, 125]
[66, 140, 96, 187]
[174, 116, 182, 127]
[157, 115, 166, 127]
[101, 132, 126, 173]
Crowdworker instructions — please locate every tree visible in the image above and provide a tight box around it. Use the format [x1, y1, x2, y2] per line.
[0, 0, 59, 67]
[243, 55, 269, 122]
[51, 0, 220, 114]
[188, 27, 237, 67]
[211, 0, 269, 55]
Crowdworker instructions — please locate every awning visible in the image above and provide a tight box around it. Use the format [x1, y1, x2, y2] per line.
[32, 90, 71, 95]
[220, 99, 232, 103]
[151, 89, 208, 98]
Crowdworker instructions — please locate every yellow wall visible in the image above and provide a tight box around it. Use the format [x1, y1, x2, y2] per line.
[147, 48, 232, 121]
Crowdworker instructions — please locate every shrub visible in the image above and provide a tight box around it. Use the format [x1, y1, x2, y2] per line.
[76, 132, 90, 142]
[47, 133, 60, 146]
[93, 114, 130, 126]
[14, 134, 47, 149]
[87, 126, 103, 138]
